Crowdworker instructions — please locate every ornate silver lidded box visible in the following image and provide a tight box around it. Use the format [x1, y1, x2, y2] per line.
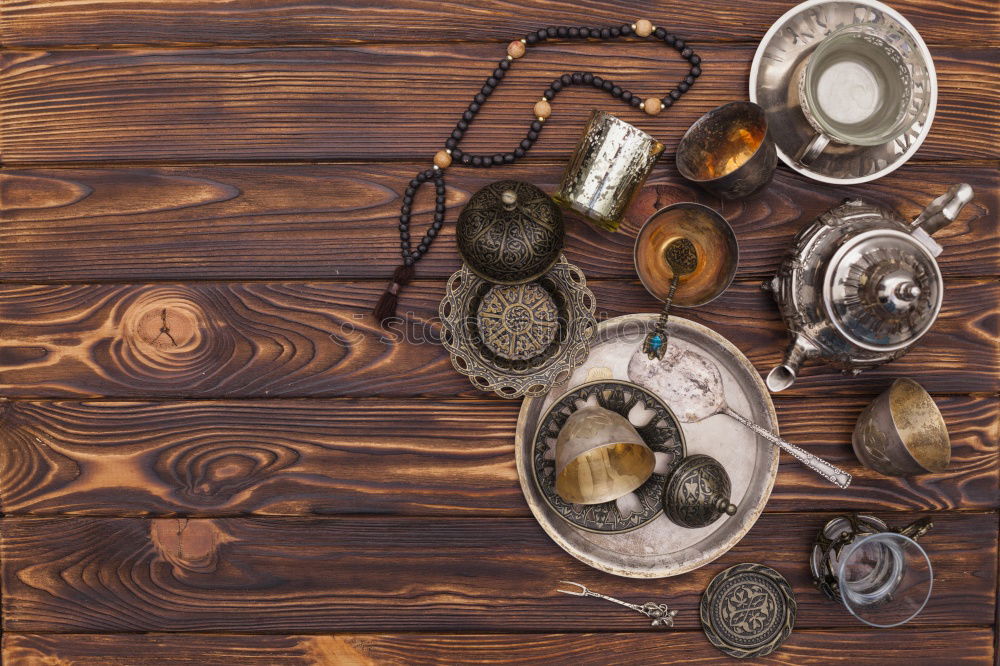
[763, 183, 973, 392]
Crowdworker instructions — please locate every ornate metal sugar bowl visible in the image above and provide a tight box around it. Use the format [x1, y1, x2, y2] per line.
[764, 183, 974, 391]
[662, 454, 737, 529]
[456, 180, 564, 284]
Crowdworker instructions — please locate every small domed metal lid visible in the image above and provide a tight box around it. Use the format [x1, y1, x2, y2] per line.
[662, 453, 737, 529]
[457, 180, 564, 284]
[701, 563, 796, 659]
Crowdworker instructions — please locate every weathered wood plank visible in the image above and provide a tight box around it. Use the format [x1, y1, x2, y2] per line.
[3, 628, 995, 665]
[0, 279, 995, 399]
[1, 0, 996, 47]
[1, 164, 994, 282]
[1, 512, 995, 632]
[1, 45, 996, 164]
[0, 396, 995, 516]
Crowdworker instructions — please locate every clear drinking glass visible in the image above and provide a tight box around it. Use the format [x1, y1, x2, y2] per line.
[837, 531, 933, 627]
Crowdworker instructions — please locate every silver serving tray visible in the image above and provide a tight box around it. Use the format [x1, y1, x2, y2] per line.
[515, 314, 779, 578]
[749, 0, 936, 184]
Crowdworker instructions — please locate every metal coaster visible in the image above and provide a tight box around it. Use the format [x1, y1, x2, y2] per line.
[532, 380, 686, 534]
[701, 563, 797, 659]
[749, 0, 936, 184]
[477, 283, 559, 361]
[439, 255, 596, 399]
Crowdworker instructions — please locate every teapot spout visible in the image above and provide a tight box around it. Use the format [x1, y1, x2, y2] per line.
[766, 335, 814, 392]
[913, 183, 974, 236]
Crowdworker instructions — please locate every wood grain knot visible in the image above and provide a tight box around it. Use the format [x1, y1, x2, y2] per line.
[150, 518, 231, 575]
[156, 441, 299, 505]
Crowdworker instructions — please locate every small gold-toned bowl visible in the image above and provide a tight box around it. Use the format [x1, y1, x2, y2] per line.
[852, 378, 950, 476]
[555, 405, 655, 505]
[675, 101, 777, 200]
[634, 203, 739, 306]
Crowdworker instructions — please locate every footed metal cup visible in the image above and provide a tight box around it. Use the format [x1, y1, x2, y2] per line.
[555, 405, 655, 504]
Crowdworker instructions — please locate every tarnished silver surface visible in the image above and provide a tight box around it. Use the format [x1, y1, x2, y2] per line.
[553, 110, 664, 232]
[515, 314, 779, 578]
[764, 184, 973, 392]
[749, 0, 937, 184]
[439, 255, 596, 399]
[558, 581, 678, 629]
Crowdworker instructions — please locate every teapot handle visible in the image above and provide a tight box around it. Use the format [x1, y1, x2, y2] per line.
[913, 184, 974, 236]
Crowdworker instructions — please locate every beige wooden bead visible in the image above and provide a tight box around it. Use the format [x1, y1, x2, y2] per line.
[634, 19, 654, 37]
[533, 99, 552, 120]
[643, 98, 662, 115]
[507, 40, 526, 58]
[433, 150, 452, 169]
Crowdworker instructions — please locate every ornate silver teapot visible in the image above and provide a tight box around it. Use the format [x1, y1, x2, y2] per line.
[764, 184, 973, 392]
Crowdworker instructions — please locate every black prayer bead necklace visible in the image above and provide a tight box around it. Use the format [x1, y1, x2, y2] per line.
[374, 18, 703, 323]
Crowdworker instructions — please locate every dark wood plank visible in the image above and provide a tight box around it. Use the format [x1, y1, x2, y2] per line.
[1, 164, 994, 282]
[2, 0, 997, 47]
[0, 279, 995, 399]
[1, 45, 996, 164]
[0, 396, 995, 516]
[1, 512, 995, 632]
[3, 628, 995, 665]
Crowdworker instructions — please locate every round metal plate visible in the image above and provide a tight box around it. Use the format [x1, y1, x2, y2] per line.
[515, 314, 780, 578]
[701, 563, 797, 659]
[749, 0, 937, 184]
[532, 380, 686, 534]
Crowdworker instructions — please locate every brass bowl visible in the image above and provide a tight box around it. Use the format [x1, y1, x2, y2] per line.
[555, 405, 656, 505]
[676, 101, 777, 200]
[634, 203, 739, 306]
[852, 378, 950, 476]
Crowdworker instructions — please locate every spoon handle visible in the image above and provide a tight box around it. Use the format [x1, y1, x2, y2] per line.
[723, 408, 852, 489]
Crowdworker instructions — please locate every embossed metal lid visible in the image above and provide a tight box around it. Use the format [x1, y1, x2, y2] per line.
[456, 180, 564, 284]
[662, 453, 737, 529]
[701, 563, 797, 659]
[477, 282, 559, 361]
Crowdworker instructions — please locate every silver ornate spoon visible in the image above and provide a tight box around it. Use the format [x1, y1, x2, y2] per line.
[630, 345, 852, 489]
[558, 581, 677, 628]
[643, 238, 697, 359]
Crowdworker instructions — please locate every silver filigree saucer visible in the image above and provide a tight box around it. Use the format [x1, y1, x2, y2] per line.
[749, 0, 937, 184]
[532, 380, 686, 534]
[439, 255, 596, 398]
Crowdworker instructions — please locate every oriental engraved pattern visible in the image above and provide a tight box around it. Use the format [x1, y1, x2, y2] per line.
[701, 563, 796, 659]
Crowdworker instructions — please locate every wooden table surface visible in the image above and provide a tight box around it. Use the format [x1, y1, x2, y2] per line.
[1, 1, 997, 664]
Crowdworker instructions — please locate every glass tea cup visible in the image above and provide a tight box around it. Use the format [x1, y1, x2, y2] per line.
[794, 22, 931, 164]
[838, 532, 933, 627]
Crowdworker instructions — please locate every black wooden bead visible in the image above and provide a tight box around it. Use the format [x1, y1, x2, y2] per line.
[446, 137, 458, 150]
[681, 48, 693, 59]
[526, 33, 539, 45]
[432, 219, 443, 229]
[536, 29, 547, 40]
[603, 80, 614, 91]
[520, 139, 532, 150]
[487, 77, 498, 87]
[557, 27, 568, 37]
[551, 80, 563, 92]
[654, 27, 666, 39]
[679, 82, 690, 92]
[429, 227, 439, 238]
[499, 59, 510, 70]
[404, 256, 414, 266]
[690, 65, 702, 77]
[481, 85, 493, 95]
[560, 74, 572, 85]
[531, 120, 543, 132]
[462, 110, 474, 122]
[481, 157, 492, 167]
[689, 54, 701, 65]
[572, 72, 583, 84]
[401, 205, 411, 214]
[398, 223, 408, 231]
[544, 89, 555, 100]
[409, 178, 420, 187]
[514, 147, 526, 158]
[490, 154, 502, 165]
[469, 102, 480, 113]
[630, 97, 642, 108]
[675, 39, 686, 49]
[666, 34, 677, 46]
[400, 241, 409, 250]
[461, 154, 472, 165]
[436, 194, 446, 203]
[504, 153, 515, 163]
[662, 97, 673, 108]
[569, 27, 580, 37]
[620, 24, 632, 35]
[436, 203, 446, 213]
[611, 86, 622, 97]
[610, 27, 621, 37]
[669, 89, 682, 100]
[684, 75, 695, 85]
[579, 27, 590, 38]
[422, 169, 435, 179]
[622, 90, 632, 102]
[592, 76, 604, 87]
[472, 156, 484, 166]
[451, 129, 463, 140]
[452, 148, 463, 159]
[546, 27, 557, 37]
[474, 93, 486, 104]
[583, 72, 594, 83]
[527, 130, 539, 140]
[405, 186, 415, 197]
[418, 243, 428, 253]
[401, 231, 410, 241]
[400, 214, 410, 223]
[493, 68, 505, 79]
[600, 28, 611, 39]
[457, 120, 468, 131]
[402, 196, 413, 206]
